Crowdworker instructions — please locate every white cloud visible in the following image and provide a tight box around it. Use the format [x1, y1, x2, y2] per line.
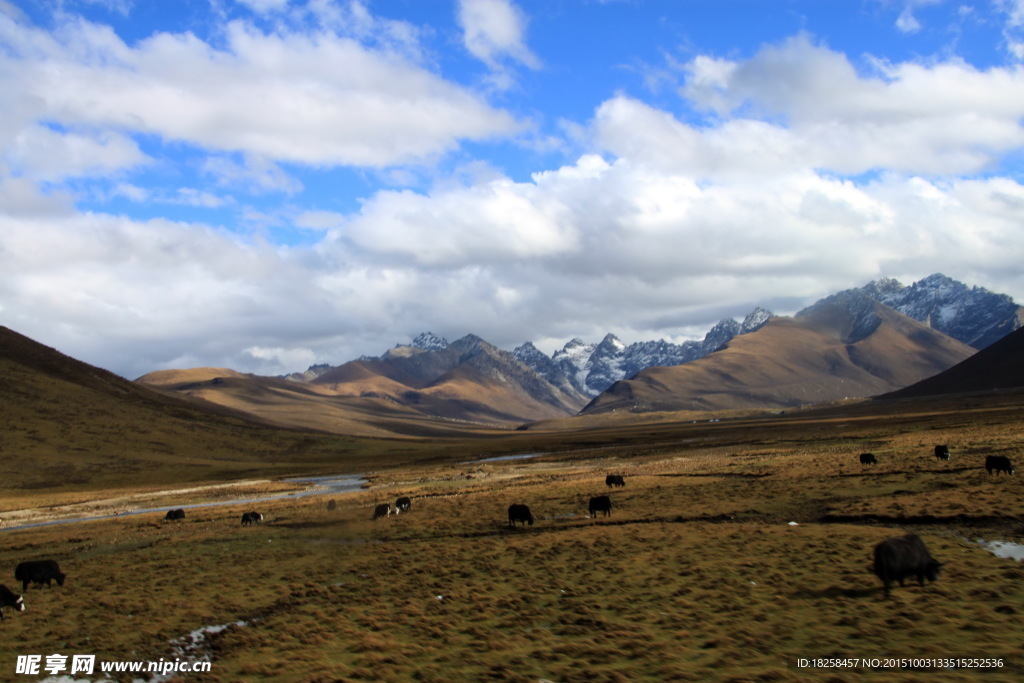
[342, 176, 579, 267]
[0, 12, 521, 169]
[234, 0, 291, 15]
[458, 0, 539, 66]
[678, 35, 1024, 175]
[173, 188, 233, 208]
[896, 7, 922, 33]
[3, 22, 1024, 379]
[295, 210, 345, 230]
[4, 125, 147, 181]
[4, 147, 1024, 377]
[202, 155, 303, 196]
[457, 0, 540, 89]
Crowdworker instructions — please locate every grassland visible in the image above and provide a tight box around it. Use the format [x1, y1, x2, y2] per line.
[1, 394, 1023, 682]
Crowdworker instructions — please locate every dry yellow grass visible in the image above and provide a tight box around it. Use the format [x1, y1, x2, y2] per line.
[0, 394, 1022, 681]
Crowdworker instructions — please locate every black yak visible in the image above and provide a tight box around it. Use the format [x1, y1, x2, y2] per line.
[507, 504, 534, 527]
[373, 503, 391, 520]
[985, 455, 1015, 475]
[15, 560, 65, 591]
[872, 534, 942, 597]
[588, 495, 612, 518]
[934, 444, 950, 461]
[241, 511, 263, 526]
[395, 496, 412, 513]
[605, 474, 625, 487]
[859, 453, 878, 465]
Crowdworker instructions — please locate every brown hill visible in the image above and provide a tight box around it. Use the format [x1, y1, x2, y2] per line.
[580, 293, 976, 415]
[140, 335, 588, 431]
[0, 326, 376, 493]
[880, 326, 1024, 399]
[314, 335, 589, 422]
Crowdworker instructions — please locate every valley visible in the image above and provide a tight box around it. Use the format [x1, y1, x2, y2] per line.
[0, 391, 1022, 681]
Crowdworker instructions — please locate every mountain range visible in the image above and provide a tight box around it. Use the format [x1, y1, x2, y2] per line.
[134, 273, 1019, 428]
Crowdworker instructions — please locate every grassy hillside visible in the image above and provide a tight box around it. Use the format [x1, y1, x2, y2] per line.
[0, 326, 440, 497]
[0, 392, 1021, 681]
[885, 326, 1024, 399]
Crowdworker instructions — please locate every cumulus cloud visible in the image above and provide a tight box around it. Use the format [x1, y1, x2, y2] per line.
[4, 152, 1024, 377]
[0, 12, 521, 169]
[679, 35, 1024, 175]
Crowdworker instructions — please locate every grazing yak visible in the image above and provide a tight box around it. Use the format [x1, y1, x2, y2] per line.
[507, 504, 534, 527]
[0, 585, 25, 619]
[241, 511, 263, 526]
[605, 474, 626, 488]
[588, 495, 612, 518]
[372, 503, 391, 520]
[859, 453, 878, 465]
[985, 455, 1015, 475]
[934, 444, 950, 461]
[15, 560, 65, 591]
[395, 496, 412, 513]
[872, 534, 942, 597]
[164, 508, 186, 521]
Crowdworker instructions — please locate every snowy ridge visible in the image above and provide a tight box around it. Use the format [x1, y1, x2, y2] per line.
[859, 274, 1022, 349]
[409, 332, 450, 351]
[517, 307, 775, 397]
[281, 276, 1017, 401]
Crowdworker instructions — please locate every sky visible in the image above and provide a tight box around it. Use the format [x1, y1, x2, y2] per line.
[2, 0, 1024, 379]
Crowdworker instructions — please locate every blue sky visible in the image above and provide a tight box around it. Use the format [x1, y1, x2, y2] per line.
[2, 0, 1024, 379]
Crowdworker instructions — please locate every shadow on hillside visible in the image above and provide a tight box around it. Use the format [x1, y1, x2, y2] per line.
[794, 584, 879, 600]
[836, 466, 978, 478]
[653, 472, 772, 479]
[819, 513, 1019, 526]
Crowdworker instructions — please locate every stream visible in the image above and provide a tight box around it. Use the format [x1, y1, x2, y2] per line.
[0, 474, 366, 533]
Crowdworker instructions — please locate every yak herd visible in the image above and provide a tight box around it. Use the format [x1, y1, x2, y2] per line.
[0, 443, 1016, 622]
[859, 444, 1015, 475]
[506, 474, 625, 527]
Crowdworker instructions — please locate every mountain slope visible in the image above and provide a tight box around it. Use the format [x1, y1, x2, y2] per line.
[881, 326, 1024, 399]
[143, 335, 589, 428]
[313, 334, 589, 423]
[0, 326, 366, 492]
[580, 294, 975, 415]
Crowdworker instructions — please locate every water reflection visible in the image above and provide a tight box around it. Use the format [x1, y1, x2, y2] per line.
[979, 539, 1024, 561]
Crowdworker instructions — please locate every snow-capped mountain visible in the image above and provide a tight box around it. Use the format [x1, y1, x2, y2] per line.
[859, 274, 1022, 349]
[409, 331, 450, 351]
[515, 307, 775, 397]
[279, 274, 1019, 411]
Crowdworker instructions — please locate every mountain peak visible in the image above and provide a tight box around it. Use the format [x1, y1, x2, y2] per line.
[860, 273, 1020, 349]
[410, 332, 449, 351]
[741, 307, 773, 334]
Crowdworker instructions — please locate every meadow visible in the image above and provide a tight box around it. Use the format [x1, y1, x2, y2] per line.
[0, 394, 1023, 682]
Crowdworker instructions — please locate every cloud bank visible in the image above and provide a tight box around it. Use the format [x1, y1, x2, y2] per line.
[2, 3, 1023, 379]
